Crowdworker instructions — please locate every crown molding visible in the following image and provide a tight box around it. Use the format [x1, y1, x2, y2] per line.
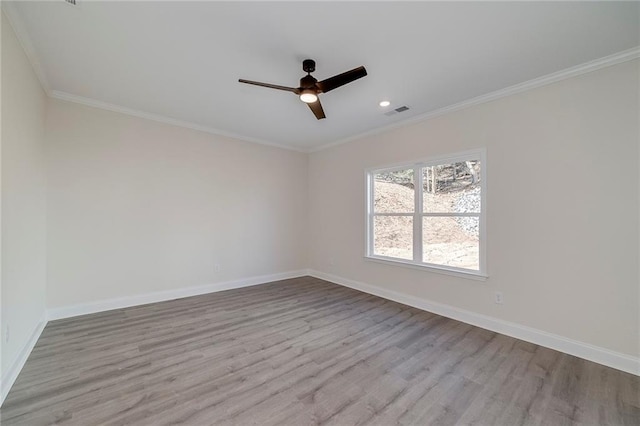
[50, 91, 306, 153]
[309, 46, 640, 153]
[4, 0, 637, 154]
[3, 2, 302, 152]
[2, 3, 51, 95]
[47, 47, 640, 154]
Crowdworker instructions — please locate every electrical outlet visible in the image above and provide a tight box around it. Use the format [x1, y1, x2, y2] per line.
[494, 291, 504, 304]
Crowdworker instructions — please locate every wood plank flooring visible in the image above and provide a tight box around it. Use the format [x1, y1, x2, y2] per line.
[1, 276, 638, 425]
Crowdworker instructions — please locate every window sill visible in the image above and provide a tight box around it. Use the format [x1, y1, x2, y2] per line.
[364, 256, 488, 281]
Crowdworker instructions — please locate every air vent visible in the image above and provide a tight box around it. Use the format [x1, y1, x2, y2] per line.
[384, 105, 410, 116]
[63, 0, 78, 6]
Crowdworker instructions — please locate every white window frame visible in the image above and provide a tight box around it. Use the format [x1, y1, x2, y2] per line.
[365, 148, 487, 280]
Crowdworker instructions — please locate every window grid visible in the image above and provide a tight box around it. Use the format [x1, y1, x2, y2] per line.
[366, 149, 486, 278]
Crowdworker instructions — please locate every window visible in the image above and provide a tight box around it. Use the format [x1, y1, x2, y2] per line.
[366, 149, 486, 278]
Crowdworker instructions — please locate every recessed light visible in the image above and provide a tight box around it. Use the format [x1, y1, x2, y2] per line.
[379, 100, 391, 107]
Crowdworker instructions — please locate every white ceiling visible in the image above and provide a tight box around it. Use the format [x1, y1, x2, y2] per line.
[6, 1, 640, 151]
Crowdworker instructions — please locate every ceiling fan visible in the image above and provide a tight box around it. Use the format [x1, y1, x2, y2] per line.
[239, 59, 367, 120]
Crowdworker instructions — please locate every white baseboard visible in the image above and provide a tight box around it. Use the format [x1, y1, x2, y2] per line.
[1, 312, 48, 406]
[1, 270, 307, 408]
[47, 269, 308, 321]
[308, 269, 639, 376]
[2, 268, 636, 410]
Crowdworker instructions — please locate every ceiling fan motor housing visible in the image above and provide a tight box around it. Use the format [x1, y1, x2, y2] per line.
[300, 75, 318, 89]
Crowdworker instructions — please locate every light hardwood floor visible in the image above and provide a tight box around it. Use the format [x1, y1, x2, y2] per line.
[1, 276, 638, 425]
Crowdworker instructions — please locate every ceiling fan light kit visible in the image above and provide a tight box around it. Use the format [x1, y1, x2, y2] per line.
[300, 89, 318, 104]
[239, 59, 367, 120]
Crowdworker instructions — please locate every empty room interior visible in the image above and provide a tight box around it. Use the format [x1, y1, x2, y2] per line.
[1, 1, 639, 425]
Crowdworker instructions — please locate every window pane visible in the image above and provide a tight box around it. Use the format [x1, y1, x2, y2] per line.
[373, 169, 414, 213]
[374, 216, 413, 260]
[423, 216, 479, 270]
[423, 161, 481, 213]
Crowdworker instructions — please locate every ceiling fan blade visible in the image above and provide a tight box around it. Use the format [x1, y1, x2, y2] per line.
[317, 66, 367, 93]
[307, 99, 326, 120]
[239, 79, 300, 93]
